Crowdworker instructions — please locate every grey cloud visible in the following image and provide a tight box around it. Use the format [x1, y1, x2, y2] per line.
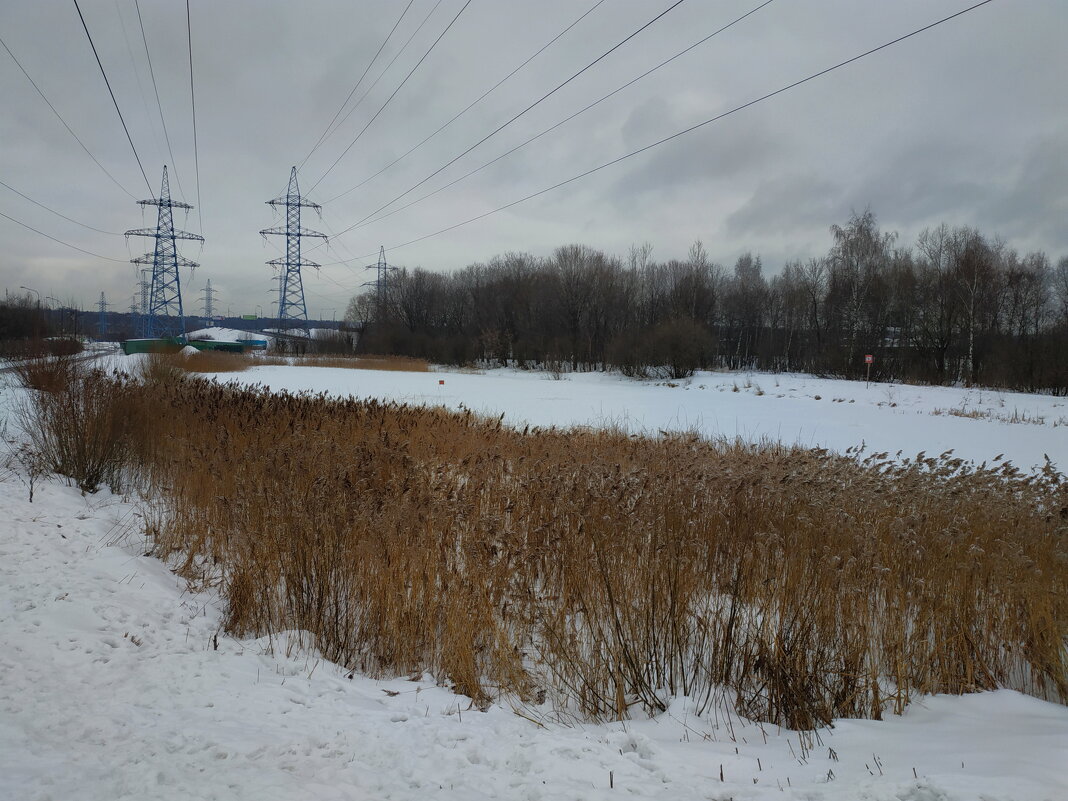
[1, 0, 1065, 312]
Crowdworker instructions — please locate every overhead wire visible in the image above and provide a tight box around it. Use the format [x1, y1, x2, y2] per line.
[72, 0, 153, 194]
[320, 0, 996, 266]
[321, 0, 688, 226]
[0, 34, 137, 199]
[325, 0, 606, 205]
[186, 0, 203, 232]
[134, 0, 188, 201]
[298, 0, 417, 171]
[296, 0, 445, 192]
[307, 0, 473, 194]
[0, 209, 128, 262]
[327, 0, 776, 239]
[113, 0, 163, 168]
[0, 178, 122, 235]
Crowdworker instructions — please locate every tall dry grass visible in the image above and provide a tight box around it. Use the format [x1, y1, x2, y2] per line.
[14, 367, 129, 492]
[138, 350, 252, 376]
[19, 365, 1068, 727]
[9, 351, 81, 392]
[259, 354, 430, 372]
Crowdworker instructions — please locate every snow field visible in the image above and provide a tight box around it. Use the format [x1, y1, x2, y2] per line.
[1, 480, 1067, 801]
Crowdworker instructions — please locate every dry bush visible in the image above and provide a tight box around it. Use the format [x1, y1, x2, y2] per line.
[136, 350, 252, 377]
[15, 366, 130, 492]
[179, 350, 252, 373]
[78, 377, 1067, 728]
[137, 352, 186, 385]
[9, 352, 80, 392]
[251, 354, 429, 371]
[289, 354, 430, 372]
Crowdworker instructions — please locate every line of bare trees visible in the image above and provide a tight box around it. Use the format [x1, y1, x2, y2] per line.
[349, 211, 1068, 392]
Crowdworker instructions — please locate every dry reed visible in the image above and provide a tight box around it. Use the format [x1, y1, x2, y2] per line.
[22, 366, 1068, 728]
[9, 352, 80, 392]
[259, 354, 430, 372]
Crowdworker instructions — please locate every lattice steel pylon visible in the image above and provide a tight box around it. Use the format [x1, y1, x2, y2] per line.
[201, 278, 218, 320]
[97, 292, 108, 339]
[364, 245, 398, 323]
[260, 167, 326, 334]
[125, 166, 203, 339]
[138, 269, 150, 337]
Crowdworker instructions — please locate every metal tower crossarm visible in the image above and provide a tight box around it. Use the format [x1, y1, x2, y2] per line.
[124, 166, 203, 339]
[259, 167, 326, 333]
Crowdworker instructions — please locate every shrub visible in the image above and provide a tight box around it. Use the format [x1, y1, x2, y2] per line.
[16, 367, 129, 493]
[10, 352, 79, 393]
[646, 319, 714, 379]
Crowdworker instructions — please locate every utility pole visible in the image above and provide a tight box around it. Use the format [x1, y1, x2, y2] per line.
[260, 167, 326, 334]
[125, 166, 204, 339]
[20, 285, 41, 339]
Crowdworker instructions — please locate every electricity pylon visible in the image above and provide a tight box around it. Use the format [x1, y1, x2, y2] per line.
[138, 269, 150, 337]
[129, 292, 140, 336]
[201, 278, 219, 320]
[363, 245, 398, 323]
[260, 167, 326, 334]
[97, 292, 108, 340]
[125, 166, 203, 339]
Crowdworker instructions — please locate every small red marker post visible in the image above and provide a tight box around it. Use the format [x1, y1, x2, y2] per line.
[864, 354, 873, 387]
[439, 379, 445, 386]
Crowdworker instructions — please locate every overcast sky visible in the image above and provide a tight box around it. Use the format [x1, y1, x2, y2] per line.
[1, 0, 1065, 317]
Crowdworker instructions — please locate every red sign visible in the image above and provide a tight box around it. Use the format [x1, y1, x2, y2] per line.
[864, 354, 874, 364]
[439, 379, 445, 385]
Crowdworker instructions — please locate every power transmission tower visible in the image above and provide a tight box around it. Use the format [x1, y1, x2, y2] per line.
[138, 269, 151, 337]
[363, 245, 398, 323]
[129, 292, 140, 335]
[97, 292, 108, 340]
[201, 278, 219, 321]
[259, 167, 326, 333]
[124, 166, 203, 339]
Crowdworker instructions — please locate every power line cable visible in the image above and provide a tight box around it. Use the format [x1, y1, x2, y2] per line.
[134, 0, 188, 201]
[298, 0, 417, 171]
[0, 209, 127, 261]
[0, 178, 122, 235]
[114, 0, 162, 165]
[72, 0, 153, 194]
[329, 0, 775, 238]
[307, 0, 473, 193]
[186, 0, 203, 233]
[321, 0, 996, 266]
[324, 0, 688, 223]
[325, 0, 606, 205]
[296, 0, 444, 191]
[0, 33, 137, 199]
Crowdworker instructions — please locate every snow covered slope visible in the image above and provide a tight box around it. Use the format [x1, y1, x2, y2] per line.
[1, 476, 1066, 801]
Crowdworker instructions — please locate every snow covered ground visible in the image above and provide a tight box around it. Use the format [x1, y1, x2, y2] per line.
[1, 475, 1066, 801]
[3, 364, 1066, 799]
[219, 363, 1068, 471]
